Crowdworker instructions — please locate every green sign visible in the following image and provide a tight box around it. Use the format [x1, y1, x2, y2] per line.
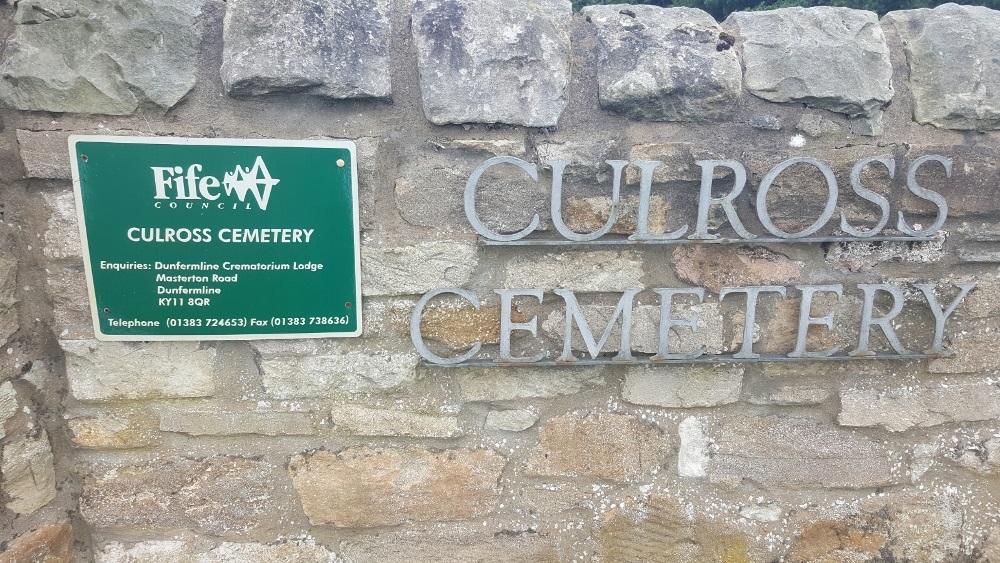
[69, 136, 362, 340]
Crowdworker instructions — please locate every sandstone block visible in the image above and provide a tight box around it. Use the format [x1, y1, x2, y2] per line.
[928, 320, 1000, 373]
[288, 447, 505, 526]
[419, 303, 506, 350]
[361, 240, 477, 296]
[677, 416, 710, 478]
[328, 403, 461, 437]
[0, 0, 203, 114]
[67, 410, 159, 449]
[886, 4, 1000, 129]
[504, 250, 643, 292]
[584, 6, 741, 121]
[411, 0, 572, 126]
[81, 456, 275, 534]
[337, 530, 560, 563]
[96, 539, 336, 563]
[626, 143, 729, 185]
[839, 382, 1000, 432]
[623, 364, 743, 407]
[708, 415, 897, 489]
[1, 522, 74, 563]
[484, 408, 538, 431]
[259, 344, 417, 399]
[562, 195, 671, 237]
[526, 412, 668, 481]
[2, 430, 56, 514]
[221, 0, 391, 99]
[159, 409, 315, 436]
[724, 7, 892, 118]
[899, 146, 1000, 217]
[457, 366, 606, 400]
[42, 190, 81, 261]
[0, 381, 17, 440]
[672, 245, 803, 293]
[61, 340, 215, 401]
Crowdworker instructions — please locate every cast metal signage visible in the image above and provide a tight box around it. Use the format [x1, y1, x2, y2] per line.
[70, 136, 361, 340]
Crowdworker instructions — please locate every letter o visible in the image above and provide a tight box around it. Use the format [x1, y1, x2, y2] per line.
[756, 157, 838, 239]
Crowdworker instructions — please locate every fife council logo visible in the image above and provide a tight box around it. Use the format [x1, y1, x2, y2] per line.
[151, 156, 280, 211]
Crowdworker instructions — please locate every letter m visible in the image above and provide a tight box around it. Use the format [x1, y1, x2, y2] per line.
[554, 289, 641, 362]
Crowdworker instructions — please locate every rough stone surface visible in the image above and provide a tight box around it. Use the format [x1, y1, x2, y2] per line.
[337, 530, 560, 563]
[96, 540, 336, 563]
[47, 263, 91, 337]
[526, 413, 668, 481]
[361, 240, 477, 296]
[328, 403, 461, 437]
[67, 411, 159, 449]
[159, 409, 316, 436]
[2, 431, 56, 514]
[724, 7, 892, 118]
[672, 245, 803, 293]
[0, 381, 17, 440]
[625, 143, 728, 184]
[221, 0, 391, 99]
[0, 0, 204, 114]
[0, 258, 16, 348]
[260, 344, 418, 398]
[928, 320, 1000, 373]
[484, 408, 538, 431]
[584, 6, 741, 121]
[42, 191, 82, 261]
[288, 447, 505, 526]
[709, 415, 897, 489]
[562, 195, 670, 236]
[677, 416, 710, 478]
[81, 456, 275, 534]
[419, 303, 511, 349]
[17, 129, 72, 180]
[887, 4, 1000, 130]
[457, 367, 607, 400]
[411, 0, 572, 126]
[61, 340, 216, 401]
[0, 522, 74, 563]
[622, 365, 743, 407]
[505, 251, 643, 291]
[839, 383, 1000, 432]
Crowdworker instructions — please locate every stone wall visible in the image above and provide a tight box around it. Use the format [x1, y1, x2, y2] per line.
[2, 0, 1000, 560]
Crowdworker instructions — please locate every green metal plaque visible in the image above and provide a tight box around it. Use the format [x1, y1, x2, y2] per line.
[69, 136, 362, 340]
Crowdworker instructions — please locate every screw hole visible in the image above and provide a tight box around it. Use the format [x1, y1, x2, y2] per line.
[345, 302, 352, 308]
[103, 308, 110, 314]
[81, 155, 88, 162]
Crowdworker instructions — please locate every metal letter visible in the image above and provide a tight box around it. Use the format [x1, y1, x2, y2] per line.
[495, 289, 545, 363]
[850, 284, 908, 356]
[652, 287, 706, 359]
[915, 283, 975, 354]
[789, 284, 843, 358]
[411, 288, 482, 365]
[555, 289, 641, 362]
[840, 157, 892, 237]
[548, 160, 628, 241]
[629, 160, 688, 241]
[719, 286, 787, 359]
[898, 155, 950, 238]
[464, 156, 540, 241]
[757, 157, 838, 239]
[689, 160, 754, 240]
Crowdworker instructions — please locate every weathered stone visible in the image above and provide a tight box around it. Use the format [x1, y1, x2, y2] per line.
[328, 403, 461, 437]
[411, 0, 572, 126]
[47, 263, 91, 337]
[62, 340, 215, 401]
[0, 522, 74, 563]
[749, 115, 781, 130]
[747, 384, 832, 406]
[826, 236, 945, 272]
[361, 240, 477, 296]
[625, 143, 728, 185]
[928, 319, 1000, 373]
[484, 408, 538, 431]
[584, 6, 742, 122]
[68, 410, 158, 449]
[797, 113, 844, 137]
[760, 296, 845, 354]
[562, 195, 670, 236]
[0, 0, 204, 114]
[839, 382, 1000, 432]
[526, 413, 668, 481]
[785, 516, 889, 563]
[0, 258, 17, 347]
[672, 245, 803, 293]
[2, 431, 56, 514]
[159, 409, 315, 436]
[81, 456, 275, 534]
[899, 145, 1000, 217]
[724, 7, 892, 118]
[431, 138, 527, 156]
[17, 129, 72, 180]
[598, 496, 758, 563]
[505, 251, 643, 291]
[623, 365, 743, 407]
[887, 4, 1000, 130]
[221, 0, 391, 99]
[288, 447, 505, 526]
[260, 343, 417, 399]
[96, 539, 336, 563]
[0, 381, 17, 440]
[677, 416, 710, 478]
[535, 140, 621, 181]
[457, 367, 607, 400]
[419, 303, 507, 349]
[42, 190, 81, 260]
[337, 530, 560, 563]
[709, 415, 897, 489]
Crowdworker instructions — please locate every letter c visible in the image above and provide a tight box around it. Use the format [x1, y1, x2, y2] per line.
[410, 288, 482, 365]
[464, 156, 539, 241]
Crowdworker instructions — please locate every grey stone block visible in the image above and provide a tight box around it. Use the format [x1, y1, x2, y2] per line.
[584, 5, 742, 121]
[411, 0, 572, 126]
[221, 0, 392, 99]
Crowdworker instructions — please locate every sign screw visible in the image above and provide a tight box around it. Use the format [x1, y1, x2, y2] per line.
[336, 159, 345, 168]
